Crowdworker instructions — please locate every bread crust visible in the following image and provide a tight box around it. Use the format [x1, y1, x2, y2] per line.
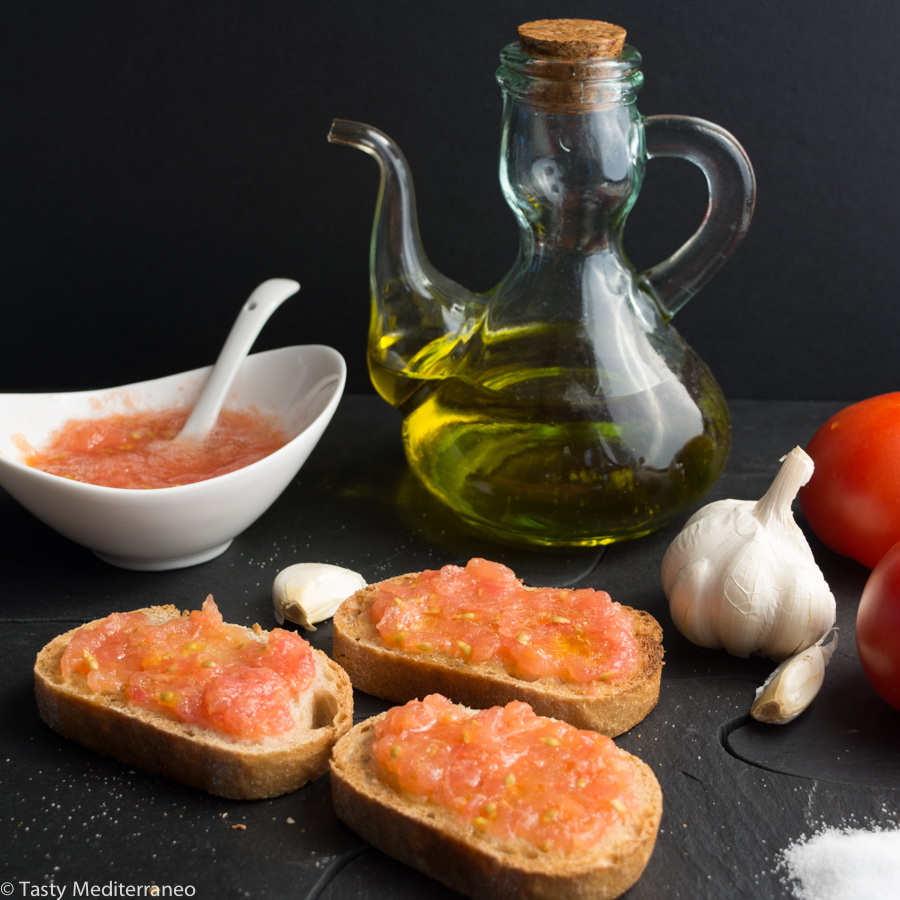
[333, 575, 663, 736]
[34, 605, 353, 799]
[330, 708, 663, 900]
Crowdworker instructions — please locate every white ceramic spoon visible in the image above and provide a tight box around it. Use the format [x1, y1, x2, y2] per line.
[176, 278, 300, 441]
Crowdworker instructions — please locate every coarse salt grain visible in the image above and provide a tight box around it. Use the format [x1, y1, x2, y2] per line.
[780, 825, 900, 900]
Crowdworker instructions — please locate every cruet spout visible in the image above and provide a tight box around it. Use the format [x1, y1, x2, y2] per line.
[328, 120, 481, 409]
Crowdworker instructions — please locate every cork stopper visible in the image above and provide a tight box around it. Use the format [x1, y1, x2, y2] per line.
[518, 19, 626, 60]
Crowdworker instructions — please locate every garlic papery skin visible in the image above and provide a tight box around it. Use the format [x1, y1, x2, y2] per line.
[660, 447, 836, 661]
[272, 563, 366, 630]
[751, 631, 838, 724]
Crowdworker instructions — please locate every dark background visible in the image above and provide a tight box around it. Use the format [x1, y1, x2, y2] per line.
[1, 1, 898, 401]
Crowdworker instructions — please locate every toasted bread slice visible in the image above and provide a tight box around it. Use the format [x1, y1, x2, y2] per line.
[330, 701, 663, 900]
[34, 604, 353, 799]
[333, 574, 663, 736]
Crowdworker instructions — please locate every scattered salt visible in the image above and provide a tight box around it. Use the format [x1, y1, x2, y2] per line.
[780, 825, 900, 900]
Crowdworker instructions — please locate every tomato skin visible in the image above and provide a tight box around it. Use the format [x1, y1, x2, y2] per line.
[857, 541, 900, 712]
[799, 392, 900, 569]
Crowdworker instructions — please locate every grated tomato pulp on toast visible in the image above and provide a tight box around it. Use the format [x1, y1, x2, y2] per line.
[370, 558, 639, 684]
[60, 597, 316, 740]
[371, 694, 640, 853]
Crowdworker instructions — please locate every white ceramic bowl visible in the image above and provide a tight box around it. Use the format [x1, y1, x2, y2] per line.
[0, 345, 345, 571]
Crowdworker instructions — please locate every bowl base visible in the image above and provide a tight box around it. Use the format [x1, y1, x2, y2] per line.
[92, 539, 234, 571]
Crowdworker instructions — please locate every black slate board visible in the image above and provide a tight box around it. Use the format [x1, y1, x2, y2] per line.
[1, 397, 898, 899]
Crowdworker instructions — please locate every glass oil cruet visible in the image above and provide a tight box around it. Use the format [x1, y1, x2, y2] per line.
[329, 18, 755, 547]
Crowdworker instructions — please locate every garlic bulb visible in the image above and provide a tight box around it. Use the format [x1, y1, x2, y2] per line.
[751, 631, 838, 724]
[660, 447, 836, 661]
[272, 563, 366, 630]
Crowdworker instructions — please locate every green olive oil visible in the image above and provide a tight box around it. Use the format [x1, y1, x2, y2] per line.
[369, 326, 730, 547]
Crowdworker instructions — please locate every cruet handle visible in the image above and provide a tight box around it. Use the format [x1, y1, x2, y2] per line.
[640, 115, 756, 319]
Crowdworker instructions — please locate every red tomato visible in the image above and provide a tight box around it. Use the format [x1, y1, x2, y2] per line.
[857, 540, 900, 711]
[799, 392, 900, 569]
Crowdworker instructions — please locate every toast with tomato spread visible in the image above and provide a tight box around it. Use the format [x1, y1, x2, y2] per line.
[332, 559, 663, 737]
[331, 695, 662, 900]
[34, 600, 353, 799]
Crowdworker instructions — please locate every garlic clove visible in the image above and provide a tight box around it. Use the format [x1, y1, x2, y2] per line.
[668, 557, 721, 648]
[751, 631, 838, 724]
[272, 563, 366, 630]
